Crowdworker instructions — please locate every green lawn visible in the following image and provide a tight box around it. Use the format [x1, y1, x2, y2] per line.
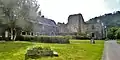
[117, 40, 120, 44]
[0, 40, 104, 60]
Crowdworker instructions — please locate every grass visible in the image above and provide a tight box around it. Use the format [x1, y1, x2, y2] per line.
[117, 40, 120, 44]
[0, 40, 104, 60]
[0, 41, 33, 60]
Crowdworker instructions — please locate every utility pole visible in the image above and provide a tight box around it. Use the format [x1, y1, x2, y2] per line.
[105, 26, 107, 39]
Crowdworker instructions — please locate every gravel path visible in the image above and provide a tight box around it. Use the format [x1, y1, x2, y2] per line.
[102, 40, 120, 60]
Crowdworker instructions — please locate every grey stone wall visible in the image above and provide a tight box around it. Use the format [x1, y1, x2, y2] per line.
[67, 14, 80, 33]
[57, 13, 105, 39]
[84, 22, 105, 39]
[57, 23, 68, 33]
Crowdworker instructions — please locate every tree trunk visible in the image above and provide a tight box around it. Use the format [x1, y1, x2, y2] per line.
[13, 33, 16, 41]
[13, 29, 16, 41]
[11, 28, 13, 40]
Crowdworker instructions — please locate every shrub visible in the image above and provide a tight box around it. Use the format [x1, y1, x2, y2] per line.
[34, 36, 70, 44]
[0, 36, 3, 40]
[16, 35, 70, 44]
[16, 35, 34, 41]
[72, 35, 90, 40]
[25, 46, 58, 60]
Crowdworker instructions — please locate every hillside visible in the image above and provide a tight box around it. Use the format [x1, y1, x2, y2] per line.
[87, 11, 120, 27]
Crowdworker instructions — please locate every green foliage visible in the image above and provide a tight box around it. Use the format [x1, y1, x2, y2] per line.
[107, 27, 120, 39]
[0, 0, 40, 40]
[0, 40, 104, 60]
[25, 46, 54, 59]
[115, 28, 120, 39]
[117, 40, 120, 44]
[16, 35, 70, 44]
[73, 35, 89, 40]
[88, 11, 120, 27]
[0, 41, 33, 60]
[107, 27, 118, 39]
[72, 33, 89, 39]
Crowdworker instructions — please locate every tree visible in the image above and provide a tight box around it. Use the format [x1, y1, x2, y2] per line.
[107, 27, 119, 39]
[0, 0, 40, 40]
[115, 28, 120, 39]
[88, 10, 120, 27]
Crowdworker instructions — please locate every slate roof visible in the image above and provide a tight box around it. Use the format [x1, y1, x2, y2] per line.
[36, 16, 57, 27]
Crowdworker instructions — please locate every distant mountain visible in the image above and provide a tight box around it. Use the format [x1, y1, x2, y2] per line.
[87, 11, 120, 28]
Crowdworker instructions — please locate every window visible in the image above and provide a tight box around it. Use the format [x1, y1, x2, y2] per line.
[92, 25, 95, 29]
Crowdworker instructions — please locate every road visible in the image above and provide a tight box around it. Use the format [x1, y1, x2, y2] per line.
[102, 40, 120, 60]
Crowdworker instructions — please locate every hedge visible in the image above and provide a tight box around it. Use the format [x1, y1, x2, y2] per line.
[16, 35, 70, 44]
[72, 35, 90, 40]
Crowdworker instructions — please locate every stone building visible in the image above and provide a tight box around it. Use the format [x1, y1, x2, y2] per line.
[17, 13, 105, 39]
[0, 2, 105, 39]
[32, 16, 58, 36]
[57, 13, 86, 34]
[16, 16, 58, 36]
[57, 13, 105, 39]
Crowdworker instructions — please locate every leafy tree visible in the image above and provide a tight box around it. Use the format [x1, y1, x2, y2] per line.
[107, 27, 119, 39]
[115, 28, 120, 39]
[88, 11, 120, 28]
[0, 0, 39, 40]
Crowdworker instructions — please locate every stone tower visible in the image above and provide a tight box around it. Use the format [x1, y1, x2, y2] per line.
[67, 13, 85, 33]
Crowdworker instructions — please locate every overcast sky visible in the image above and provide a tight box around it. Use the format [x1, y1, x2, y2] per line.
[37, 0, 120, 23]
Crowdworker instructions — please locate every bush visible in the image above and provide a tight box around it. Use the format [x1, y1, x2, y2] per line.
[0, 36, 3, 40]
[25, 46, 57, 60]
[34, 36, 70, 44]
[72, 35, 90, 40]
[16, 35, 34, 41]
[16, 35, 70, 44]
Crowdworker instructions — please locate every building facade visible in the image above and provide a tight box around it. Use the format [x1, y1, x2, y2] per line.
[0, 5, 105, 39]
[57, 13, 105, 39]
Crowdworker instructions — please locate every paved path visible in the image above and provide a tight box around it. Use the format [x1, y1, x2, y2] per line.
[102, 40, 120, 60]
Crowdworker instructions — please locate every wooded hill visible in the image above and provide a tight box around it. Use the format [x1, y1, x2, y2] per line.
[87, 11, 120, 28]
